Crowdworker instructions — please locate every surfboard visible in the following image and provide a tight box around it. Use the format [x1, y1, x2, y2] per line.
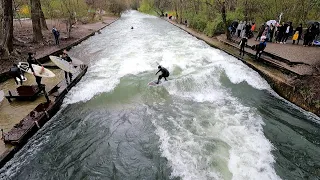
[70, 57, 84, 66]
[148, 80, 165, 86]
[19, 64, 55, 78]
[49, 56, 77, 73]
[0, 90, 4, 103]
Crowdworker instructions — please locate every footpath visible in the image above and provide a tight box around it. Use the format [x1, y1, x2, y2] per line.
[164, 18, 320, 117]
[0, 16, 119, 81]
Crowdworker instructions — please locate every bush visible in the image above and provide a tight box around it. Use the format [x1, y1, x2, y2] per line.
[204, 21, 214, 37]
[138, 0, 153, 14]
[189, 14, 207, 32]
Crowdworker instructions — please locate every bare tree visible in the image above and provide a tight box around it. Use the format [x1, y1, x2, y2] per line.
[1, 0, 14, 58]
[39, 5, 48, 30]
[30, 0, 43, 42]
[153, 0, 170, 16]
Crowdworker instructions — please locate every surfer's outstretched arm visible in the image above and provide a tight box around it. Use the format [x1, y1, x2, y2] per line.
[155, 70, 161, 75]
[35, 58, 42, 66]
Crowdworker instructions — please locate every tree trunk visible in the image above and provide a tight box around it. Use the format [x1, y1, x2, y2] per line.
[221, 2, 231, 40]
[40, 6, 48, 30]
[1, 0, 14, 57]
[30, 0, 43, 42]
[0, 0, 3, 41]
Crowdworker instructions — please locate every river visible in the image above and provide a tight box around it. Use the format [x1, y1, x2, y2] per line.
[0, 11, 319, 180]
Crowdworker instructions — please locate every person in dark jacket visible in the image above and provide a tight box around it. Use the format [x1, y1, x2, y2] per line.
[256, 24, 265, 41]
[61, 49, 73, 83]
[303, 26, 313, 47]
[281, 22, 290, 43]
[9, 64, 23, 85]
[155, 65, 169, 84]
[255, 36, 267, 59]
[313, 24, 319, 41]
[269, 24, 275, 42]
[295, 24, 303, 44]
[52, 26, 60, 45]
[27, 52, 43, 87]
[239, 36, 248, 56]
[276, 22, 286, 43]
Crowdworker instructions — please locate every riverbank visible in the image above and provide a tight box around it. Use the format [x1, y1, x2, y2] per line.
[164, 18, 320, 117]
[0, 16, 119, 82]
[0, 16, 119, 168]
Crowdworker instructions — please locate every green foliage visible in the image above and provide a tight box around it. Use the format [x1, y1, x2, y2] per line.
[138, 0, 154, 14]
[41, 0, 89, 19]
[204, 21, 214, 37]
[189, 14, 207, 32]
[137, 0, 320, 36]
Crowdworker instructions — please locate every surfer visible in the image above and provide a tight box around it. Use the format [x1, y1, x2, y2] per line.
[155, 65, 169, 84]
[9, 64, 23, 85]
[61, 50, 73, 83]
[27, 52, 43, 87]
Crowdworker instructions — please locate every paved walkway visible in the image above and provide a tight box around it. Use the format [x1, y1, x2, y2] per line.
[231, 35, 320, 66]
[165, 19, 317, 76]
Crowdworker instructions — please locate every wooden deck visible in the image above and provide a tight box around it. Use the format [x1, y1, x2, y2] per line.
[1, 65, 88, 151]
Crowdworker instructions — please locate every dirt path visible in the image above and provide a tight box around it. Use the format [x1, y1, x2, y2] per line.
[0, 16, 118, 75]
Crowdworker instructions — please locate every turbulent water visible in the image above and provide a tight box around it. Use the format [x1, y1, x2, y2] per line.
[1, 11, 320, 180]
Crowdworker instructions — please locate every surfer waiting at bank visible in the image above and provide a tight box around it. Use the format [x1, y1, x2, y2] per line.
[155, 65, 169, 84]
[61, 49, 73, 83]
[9, 64, 23, 85]
[27, 52, 43, 87]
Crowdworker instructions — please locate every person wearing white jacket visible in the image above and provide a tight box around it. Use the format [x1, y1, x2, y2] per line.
[237, 21, 244, 37]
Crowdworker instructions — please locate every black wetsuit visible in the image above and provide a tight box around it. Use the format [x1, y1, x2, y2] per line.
[27, 56, 42, 87]
[156, 67, 169, 84]
[239, 38, 247, 56]
[9, 66, 23, 85]
[62, 55, 73, 83]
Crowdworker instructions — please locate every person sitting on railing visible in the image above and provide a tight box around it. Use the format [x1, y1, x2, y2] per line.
[255, 36, 267, 60]
[9, 64, 23, 86]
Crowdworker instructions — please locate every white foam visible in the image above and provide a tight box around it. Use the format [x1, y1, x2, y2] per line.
[160, 68, 280, 180]
[64, 11, 280, 180]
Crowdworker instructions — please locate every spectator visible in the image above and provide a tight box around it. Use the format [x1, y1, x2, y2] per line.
[269, 24, 275, 42]
[275, 23, 283, 43]
[303, 26, 312, 47]
[241, 21, 247, 37]
[295, 24, 303, 45]
[251, 22, 256, 32]
[237, 21, 244, 38]
[245, 22, 252, 38]
[239, 36, 248, 56]
[313, 24, 319, 41]
[281, 22, 291, 44]
[256, 24, 265, 41]
[292, 31, 299, 44]
[52, 26, 60, 45]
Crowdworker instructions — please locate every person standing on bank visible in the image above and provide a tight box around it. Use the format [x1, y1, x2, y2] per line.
[269, 24, 275, 42]
[239, 36, 248, 56]
[236, 21, 243, 38]
[256, 24, 265, 41]
[61, 49, 73, 83]
[294, 24, 303, 45]
[52, 26, 60, 45]
[27, 52, 43, 87]
[281, 22, 291, 44]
